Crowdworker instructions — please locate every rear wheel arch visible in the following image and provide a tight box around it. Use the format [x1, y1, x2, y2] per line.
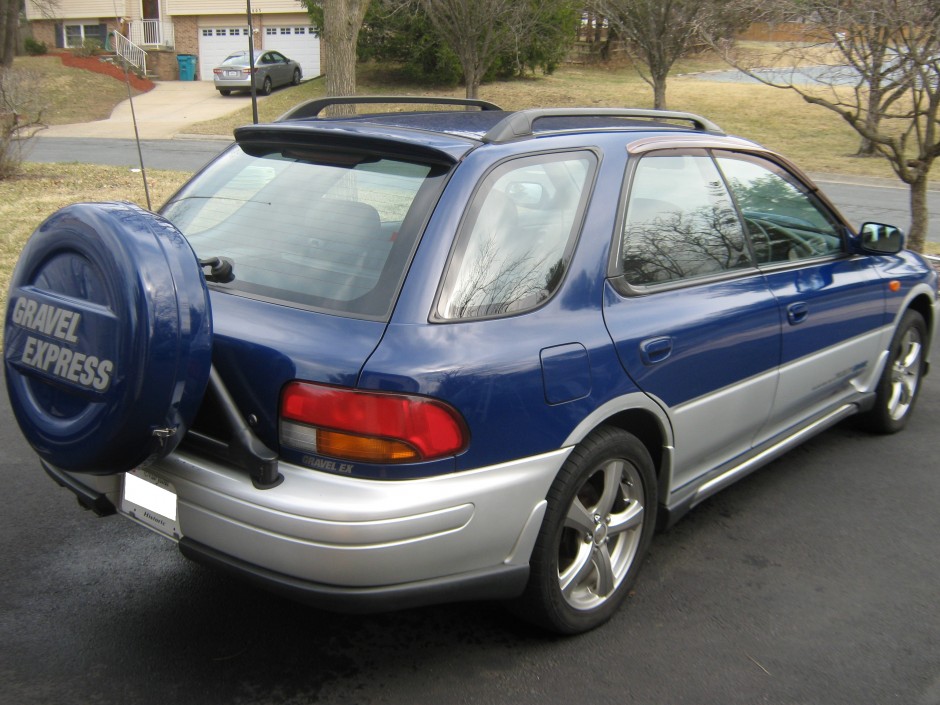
[555, 401, 673, 524]
[601, 408, 667, 483]
[514, 424, 659, 633]
[563, 406, 672, 516]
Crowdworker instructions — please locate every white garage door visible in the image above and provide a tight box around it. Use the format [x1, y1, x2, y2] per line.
[264, 25, 320, 79]
[198, 27, 252, 81]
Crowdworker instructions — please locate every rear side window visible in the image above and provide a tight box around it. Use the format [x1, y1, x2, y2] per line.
[161, 146, 445, 319]
[620, 154, 750, 286]
[437, 152, 595, 320]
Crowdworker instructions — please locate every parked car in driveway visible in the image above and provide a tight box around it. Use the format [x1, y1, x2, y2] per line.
[212, 49, 301, 96]
[4, 97, 937, 635]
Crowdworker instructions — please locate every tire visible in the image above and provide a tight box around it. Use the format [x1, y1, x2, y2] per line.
[291, 68, 301, 86]
[4, 202, 212, 474]
[857, 309, 927, 434]
[515, 426, 657, 634]
[218, 89, 231, 96]
[260, 76, 272, 96]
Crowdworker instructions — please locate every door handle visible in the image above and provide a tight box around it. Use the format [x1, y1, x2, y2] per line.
[640, 336, 673, 365]
[787, 302, 809, 325]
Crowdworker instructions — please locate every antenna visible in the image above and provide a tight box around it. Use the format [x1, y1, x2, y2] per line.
[121, 58, 152, 210]
[110, 14, 151, 210]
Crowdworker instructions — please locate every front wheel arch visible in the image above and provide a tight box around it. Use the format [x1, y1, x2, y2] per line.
[858, 309, 928, 434]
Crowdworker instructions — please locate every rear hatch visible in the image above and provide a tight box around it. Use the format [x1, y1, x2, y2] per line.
[159, 130, 465, 462]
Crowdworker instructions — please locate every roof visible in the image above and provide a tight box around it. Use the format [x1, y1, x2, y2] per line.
[274, 97, 726, 144]
[232, 97, 732, 164]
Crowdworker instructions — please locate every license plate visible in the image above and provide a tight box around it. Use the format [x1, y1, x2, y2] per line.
[120, 468, 181, 540]
[225, 70, 239, 78]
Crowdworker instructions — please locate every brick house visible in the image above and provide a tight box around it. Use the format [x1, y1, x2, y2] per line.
[25, 0, 322, 81]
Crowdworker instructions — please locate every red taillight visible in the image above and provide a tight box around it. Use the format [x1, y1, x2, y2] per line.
[280, 382, 468, 464]
[212, 68, 223, 75]
[242, 67, 255, 74]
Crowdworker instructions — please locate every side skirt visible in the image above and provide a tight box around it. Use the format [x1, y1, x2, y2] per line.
[659, 397, 870, 529]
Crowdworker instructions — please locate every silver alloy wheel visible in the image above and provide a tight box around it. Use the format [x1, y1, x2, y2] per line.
[888, 325, 923, 420]
[558, 458, 645, 610]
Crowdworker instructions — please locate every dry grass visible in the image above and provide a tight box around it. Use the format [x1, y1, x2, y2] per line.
[12, 55, 145, 125]
[187, 61, 921, 183]
[0, 163, 189, 347]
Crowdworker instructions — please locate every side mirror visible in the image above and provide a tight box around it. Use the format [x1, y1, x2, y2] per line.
[858, 222, 904, 254]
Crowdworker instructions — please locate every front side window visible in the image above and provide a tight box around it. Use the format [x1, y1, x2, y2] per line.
[620, 154, 750, 286]
[437, 152, 595, 320]
[161, 146, 446, 319]
[715, 153, 844, 263]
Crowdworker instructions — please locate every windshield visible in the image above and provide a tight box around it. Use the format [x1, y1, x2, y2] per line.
[162, 144, 446, 319]
[220, 53, 250, 67]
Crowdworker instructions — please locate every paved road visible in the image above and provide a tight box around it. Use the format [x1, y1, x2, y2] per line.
[26, 136, 233, 173]
[816, 175, 940, 245]
[693, 65, 862, 86]
[26, 137, 940, 244]
[2, 364, 939, 705]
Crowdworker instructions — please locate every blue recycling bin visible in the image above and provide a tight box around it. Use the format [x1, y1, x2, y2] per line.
[177, 54, 196, 81]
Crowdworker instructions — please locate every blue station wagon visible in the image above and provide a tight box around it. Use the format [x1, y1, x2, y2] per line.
[4, 97, 937, 634]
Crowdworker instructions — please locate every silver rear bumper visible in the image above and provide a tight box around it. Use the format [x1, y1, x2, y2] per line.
[47, 447, 571, 606]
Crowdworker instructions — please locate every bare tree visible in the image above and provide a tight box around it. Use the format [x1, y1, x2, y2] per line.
[710, 0, 940, 252]
[413, 0, 564, 99]
[303, 0, 371, 111]
[1, 67, 45, 179]
[589, 0, 746, 109]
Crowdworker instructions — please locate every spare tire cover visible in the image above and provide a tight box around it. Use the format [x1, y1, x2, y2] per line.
[4, 202, 212, 475]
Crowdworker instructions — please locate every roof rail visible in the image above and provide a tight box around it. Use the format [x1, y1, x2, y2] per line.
[481, 108, 724, 143]
[278, 95, 504, 122]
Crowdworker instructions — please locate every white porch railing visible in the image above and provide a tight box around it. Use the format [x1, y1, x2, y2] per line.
[129, 19, 175, 48]
[112, 30, 148, 76]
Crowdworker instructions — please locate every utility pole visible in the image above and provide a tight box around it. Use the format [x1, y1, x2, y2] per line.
[246, 0, 258, 124]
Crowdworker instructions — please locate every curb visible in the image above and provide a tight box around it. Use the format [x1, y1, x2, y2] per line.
[809, 172, 940, 193]
[175, 133, 234, 142]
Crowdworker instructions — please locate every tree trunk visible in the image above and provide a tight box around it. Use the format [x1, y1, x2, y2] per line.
[1, 0, 17, 68]
[322, 0, 370, 115]
[906, 172, 929, 253]
[652, 74, 667, 110]
[0, 0, 6, 68]
[856, 87, 883, 157]
[460, 53, 482, 100]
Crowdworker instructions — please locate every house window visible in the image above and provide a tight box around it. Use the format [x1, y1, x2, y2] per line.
[294, 27, 306, 34]
[280, 27, 290, 34]
[64, 23, 106, 49]
[266, 28, 276, 35]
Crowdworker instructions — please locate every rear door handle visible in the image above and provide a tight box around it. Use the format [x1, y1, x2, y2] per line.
[640, 336, 673, 365]
[787, 302, 809, 325]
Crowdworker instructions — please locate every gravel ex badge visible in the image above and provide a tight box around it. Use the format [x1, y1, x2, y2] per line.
[10, 297, 114, 391]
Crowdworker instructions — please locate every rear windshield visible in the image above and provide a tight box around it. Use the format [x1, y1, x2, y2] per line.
[161, 144, 446, 319]
[220, 54, 248, 66]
